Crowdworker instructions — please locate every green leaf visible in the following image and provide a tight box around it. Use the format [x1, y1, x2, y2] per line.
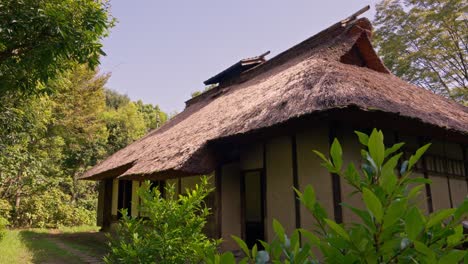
[437, 250, 466, 264]
[294, 243, 311, 263]
[301, 185, 316, 212]
[219, 252, 236, 264]
[453, 198, 468, 222]
[447, 225, 463, 247]
[408, 184, 425, 201]
[408, 143, 431, 170]
[426, 208, 456, 228]
[414, 241, 436, 262]
[405, 207, 425, 240]
[232, 235, 250, 258]
[362, 188, 383, 223]
[251, 244, 258, 260]
[342, 203, 374, 229]
[383, 199, 406, 229]
[298, 229, 320, 245]
[313, 150, 335, 172]
[324, 218, 350, 241]
[355, 131, 369, 146]
[330, 138, 343, 171]
[272, 219, 285, 243]
[380, 153, 402, 194]
[312, 150, 329, 163]
[368, 129, 385, 168]
[344, 163, 361, 188]
[384, 142, 405, 158]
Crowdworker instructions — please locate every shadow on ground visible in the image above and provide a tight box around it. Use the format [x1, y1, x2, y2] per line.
[19, 230, 108, 264]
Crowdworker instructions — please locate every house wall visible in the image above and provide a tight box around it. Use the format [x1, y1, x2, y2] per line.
[337, 127, 366, 223]
[265, 136, 295, 241]
[427, 141, 467, 209]
[399, 135, 430, 213]
[296, 126, 334, 228]
[96, 127, 467, 245]
[111, 179, 119, 216]
[220, 162, 242, 251]
[131, 181, 140, 218]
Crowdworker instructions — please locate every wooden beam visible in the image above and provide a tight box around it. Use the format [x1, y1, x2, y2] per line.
[291, 135, 301, 230]
[461, 144, 468, 190]
[329, 123, 343, 223]
[215, 166, 222, 239]
[418, 137, 434, 213]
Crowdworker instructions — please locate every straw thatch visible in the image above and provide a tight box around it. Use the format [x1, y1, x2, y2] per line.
[81, 17, 468, 180]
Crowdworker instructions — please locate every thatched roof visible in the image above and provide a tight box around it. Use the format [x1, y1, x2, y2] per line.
[82, 12, 468, 180]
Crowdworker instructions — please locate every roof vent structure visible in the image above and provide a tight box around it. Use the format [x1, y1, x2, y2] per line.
[204, 51, 270, 86]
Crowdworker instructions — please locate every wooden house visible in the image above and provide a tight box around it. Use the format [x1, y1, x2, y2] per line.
[81, 8, 468, 251]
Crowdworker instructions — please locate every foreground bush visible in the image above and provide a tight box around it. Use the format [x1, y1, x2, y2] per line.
[208, 129, 467, 263]
[105, 177, 218, 263]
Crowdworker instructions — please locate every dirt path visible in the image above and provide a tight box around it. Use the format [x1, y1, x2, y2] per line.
[48, 237, 104, 264]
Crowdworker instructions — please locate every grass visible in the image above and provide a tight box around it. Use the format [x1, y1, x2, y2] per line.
[0, 230, 33, 263]
[0, 226, 108, 264]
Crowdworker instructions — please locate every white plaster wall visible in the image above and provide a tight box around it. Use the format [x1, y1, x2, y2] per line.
[450, 178, 467, 208]
[220, 162, 242, 251]
[429, 176, 451, 211]
[265, 136, 295, 241]
[111, 179, 119, 216]
[338, 127, 366, 224]
[296, 126, 334, 228]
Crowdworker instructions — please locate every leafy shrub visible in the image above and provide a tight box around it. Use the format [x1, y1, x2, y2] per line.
[14, 188, 95, 228]
[0, 199, 12, 241]
[104, 177, 219, 264]
[207, 129, 468, 263]
[0, 199, 12, 221]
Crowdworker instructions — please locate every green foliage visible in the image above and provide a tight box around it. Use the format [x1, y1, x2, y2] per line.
[373, 0, 467, 104]
[209, 129, 468, 263]
[105, 177, 219, 264]
[135, 100, 168, 130]
[103, 91, 167, 154]
[0, 199, 11, 241]
[0, 214, 8, 241]
[0, 64, 168, 229]
[102, 102, 147, 154]
[0, 0, 115, 95]
[16, 188, 95, 228]
[105, 89, 131, 110]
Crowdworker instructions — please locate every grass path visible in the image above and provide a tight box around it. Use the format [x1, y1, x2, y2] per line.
[0, 226, 108, 264]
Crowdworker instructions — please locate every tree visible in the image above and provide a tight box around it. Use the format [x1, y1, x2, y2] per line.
[105, 89, 130, 110]
[102, 102, 147, 154]
[135, 100, 168, 130]
[373, 0, 467, 104]
[48, 64, 109, 207]
[0, 0, 114, 95]
[0, 65, 110, 227]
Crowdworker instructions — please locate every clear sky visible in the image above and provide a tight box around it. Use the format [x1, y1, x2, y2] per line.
[100, 0, 381, 113]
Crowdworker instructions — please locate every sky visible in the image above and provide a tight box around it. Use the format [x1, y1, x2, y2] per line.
[100, 0, 381, 113]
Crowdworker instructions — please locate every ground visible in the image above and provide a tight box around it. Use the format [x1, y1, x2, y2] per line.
[0, 226, 109, 264]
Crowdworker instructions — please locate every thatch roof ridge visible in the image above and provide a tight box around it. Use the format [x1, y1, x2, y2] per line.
[82, 14, 468, 180]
